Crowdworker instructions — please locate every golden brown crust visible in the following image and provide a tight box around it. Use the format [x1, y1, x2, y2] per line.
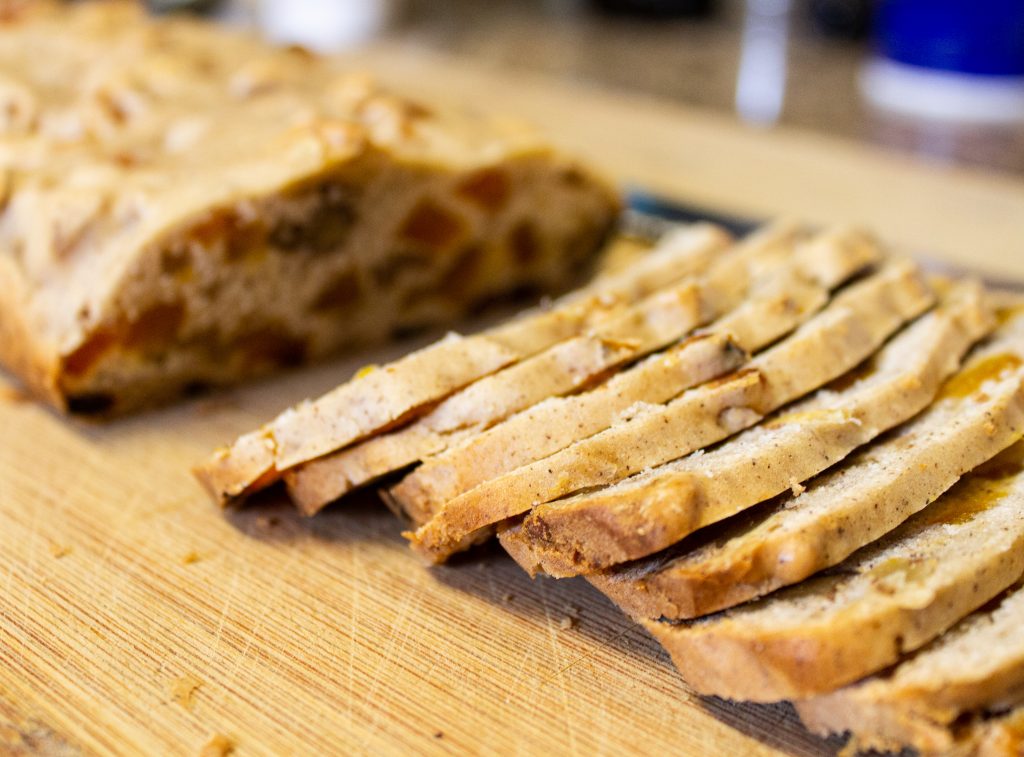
[0, 257, 61, 409]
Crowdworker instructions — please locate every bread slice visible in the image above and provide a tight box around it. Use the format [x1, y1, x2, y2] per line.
[194, 222, 732, 504]
[513, 281, 993, 577]
[797, 579, 1024, 755]
[381, 226, 880, 525]
[278, 220, 822, 513]
[644, 434, 1024, 703]
[0, 2, 624, 416]
[594, 309, 1024, 619]
[407, 261, 934, 563]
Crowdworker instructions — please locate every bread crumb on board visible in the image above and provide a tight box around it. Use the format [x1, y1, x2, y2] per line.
[200, 733, 234, 757]
[48, 543, 72, 559]
[171, 674, 203, 710]
[181, 550, 202, 565]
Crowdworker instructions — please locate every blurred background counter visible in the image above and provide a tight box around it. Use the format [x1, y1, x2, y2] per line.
[234, 0, 1024, 177]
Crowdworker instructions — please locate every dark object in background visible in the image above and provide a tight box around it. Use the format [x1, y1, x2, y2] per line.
[590, 0, 715, 20]
[145, 0, 223, 15]
[809, 0, 873, 40]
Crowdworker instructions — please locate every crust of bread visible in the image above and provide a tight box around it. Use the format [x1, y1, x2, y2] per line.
[594, 308, 1023, 620]
[515, 281, 991, 577]
[408, 261, 933, 563]
[644, 437, 1024, 703]
[797, 581, 1024, 755]
[0, 257, 62, 409]
[196, 223, 732, 504]
[383, 226, 882, 524]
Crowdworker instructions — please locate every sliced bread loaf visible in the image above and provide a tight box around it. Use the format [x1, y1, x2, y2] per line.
[278, 220, 831, 513]
[407, 261, 933, 563]
[513, 281, 992, 577]
[1, 2, 624, 416]
[593, 311, 1024, 619]
[644, 437, 1024, 702]
[195, 222, 732, 504]
[383, 226, 879, 524]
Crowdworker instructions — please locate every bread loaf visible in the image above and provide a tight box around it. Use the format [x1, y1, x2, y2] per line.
[797, 580, 1024, 755]
[0, 2, 620, 415]
[282, 220, 820, 515]
[196, 223, 729, 505]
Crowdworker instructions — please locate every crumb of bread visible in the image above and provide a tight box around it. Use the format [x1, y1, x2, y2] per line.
[181, 551, 201, 565]
[171, 674, 203, 710]
[254, 515, 280, 530]
[48, 543, 71, 559]
[0, 385, 30, 404]
[200, 733, 234, 757]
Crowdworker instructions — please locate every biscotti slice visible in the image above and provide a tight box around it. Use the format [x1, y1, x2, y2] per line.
[194, 222, 732, 504]
[1, 2, 626, 416]
[514, 281, 993, 577]
[594, 311, 1024, 619]
[382, 226, 880, 524]
[645, 436, 1024, 703]
[408, 261, 933, 563]
[796, 579, 1024, 755]
[278, 220, 819, 513]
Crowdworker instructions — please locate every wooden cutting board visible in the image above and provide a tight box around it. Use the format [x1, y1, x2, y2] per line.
[3, 46, 1023, 757]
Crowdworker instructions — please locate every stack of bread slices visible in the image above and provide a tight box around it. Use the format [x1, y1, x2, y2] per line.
[197, 221, 1024, 756]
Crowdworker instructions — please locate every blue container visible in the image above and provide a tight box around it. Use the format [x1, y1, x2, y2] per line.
[876, 0, 1024, 76]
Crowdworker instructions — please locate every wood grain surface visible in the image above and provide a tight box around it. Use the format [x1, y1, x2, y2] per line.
[3, 44, 1023, 757]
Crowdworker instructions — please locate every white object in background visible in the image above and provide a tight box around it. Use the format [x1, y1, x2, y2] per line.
[258, 0, 393, 52]
[735, 0, 792, 127]
[861, 58, 1024, 125]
